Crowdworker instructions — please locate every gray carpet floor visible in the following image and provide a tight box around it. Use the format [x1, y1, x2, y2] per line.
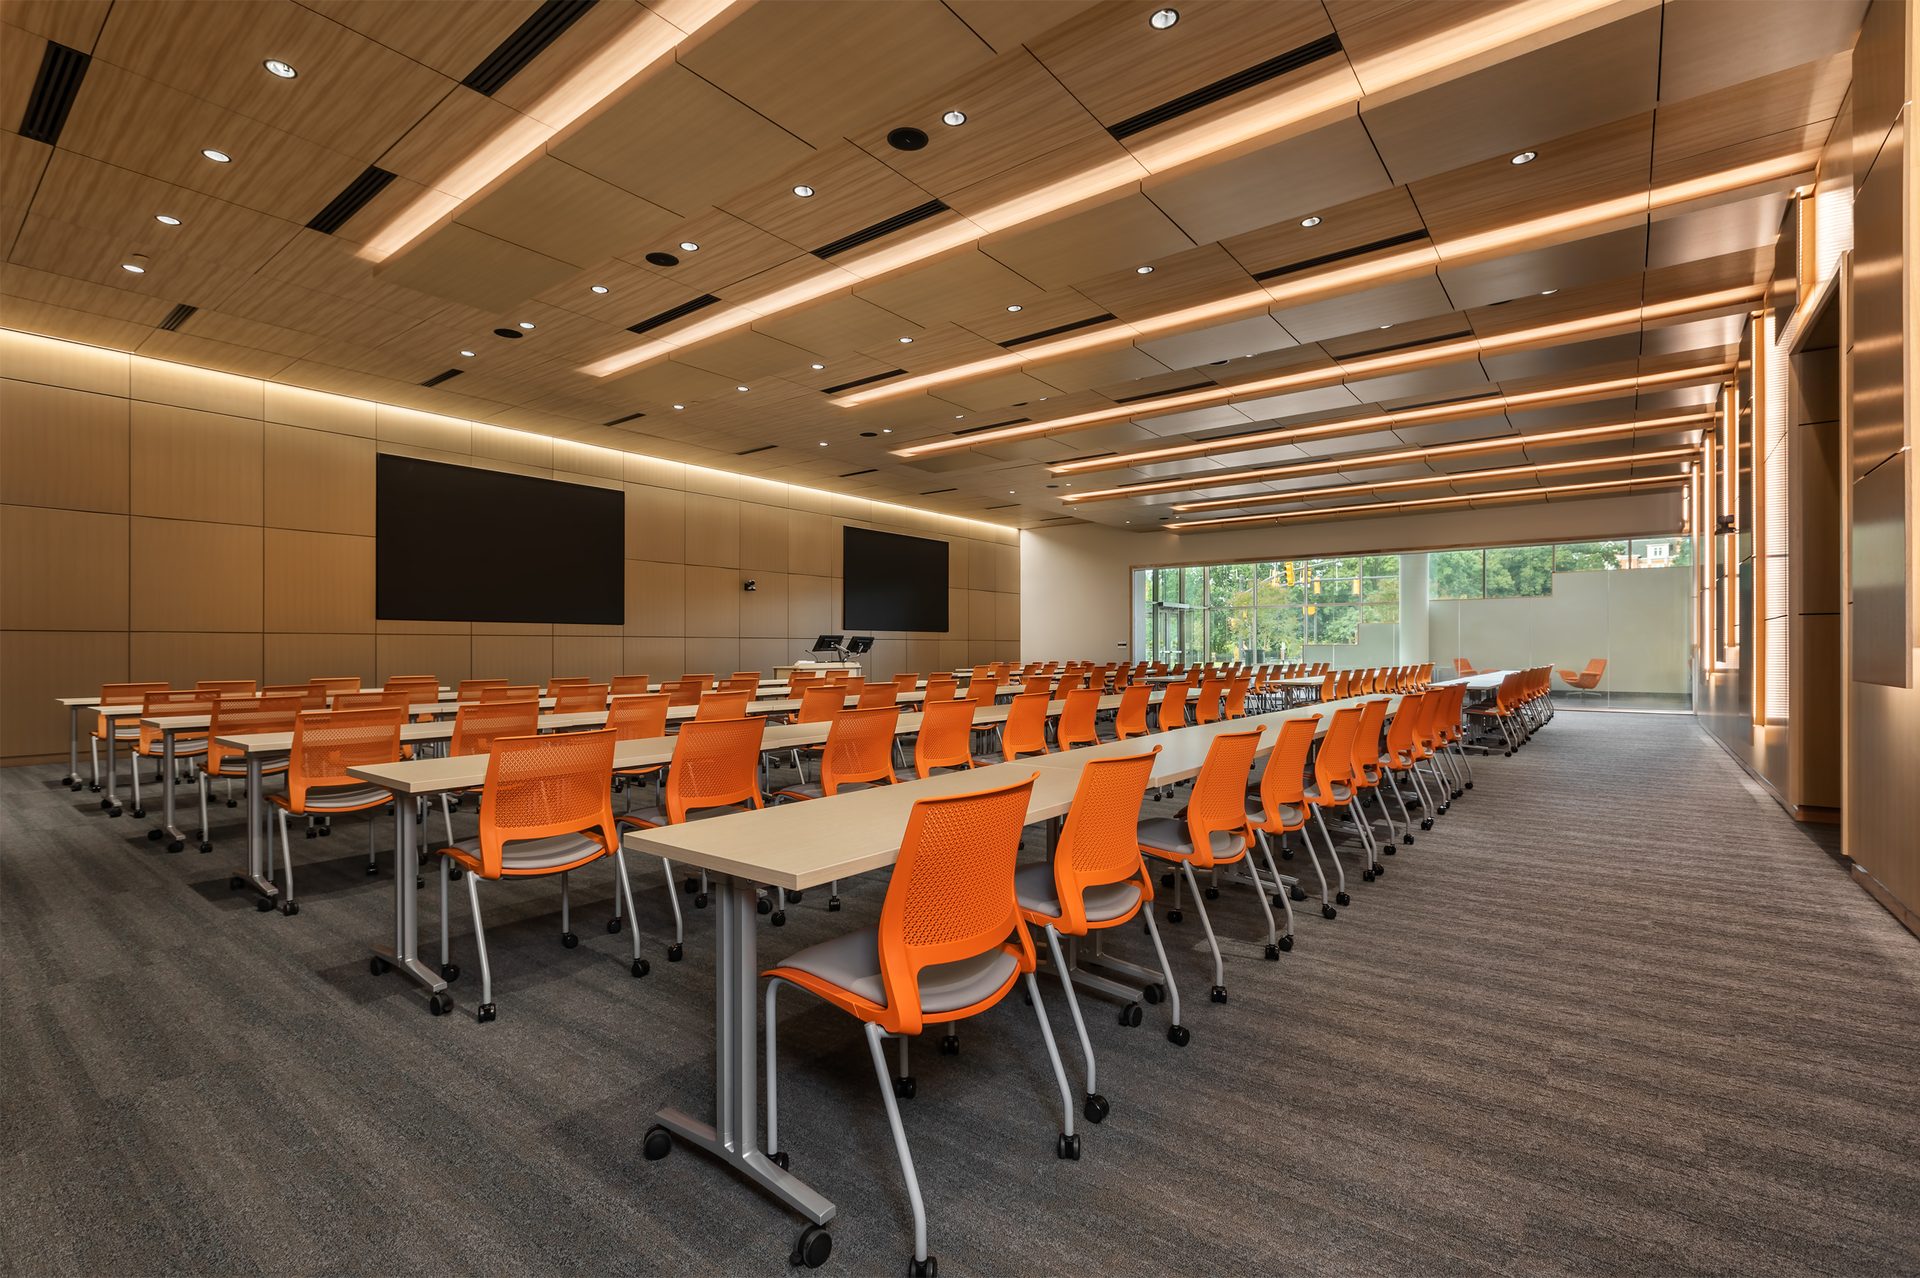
[3, 711, 1917, 1277]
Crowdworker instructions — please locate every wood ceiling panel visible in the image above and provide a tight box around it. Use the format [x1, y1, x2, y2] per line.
[1438, 224, 1649, 309]
[1408, 112, 1654, 245]
[1652, 53, 1851, 170]
[854, 250, 1045, 326]
[981, 192, 1194, 289]
[719, 143, 943, 255]
[599, 358, 749, 406]
[91, 0, 453, 162]
[532, 258, 705, 325]
[616, 209, 804, 295]
[255, 230, 489, 326]
[8, 210, 249, 311]
[919, 371, 1064, 413]
[671, 329, 820, 382]
[0, 20, 45, 128]
[372, 83, 520, 189]
[457, 156, 679, 268]
[486, 0, 654, 116]
[1656, 0, 1868, 102]
[754, 294, 921, 358]
[302, 0, 541, 80]
[212, 272, 421, 347]
[173, 309, 325, 362]
[720, 255, 863, 317]
[550, 64, 815, 219]
[1648, 125, 1827, 190]
[1222, 185, 1427, 277]
[1478, 332, 1643, 383]
[1033, 346, 1171, 394]
[376, 221, 576, 313]
[1143, 110, 1391, 244]
[0, 130, 50, 216]
[1321, 308, 1474, 359]
[3, 1, 111, 49]
[1272, 272, 1454, 344]
[0, 295, 155, 350]
[1646, 189, 1789, 269]
[949, 286, 1104, 345]
[1028, 0, 1335, 128]
[1, 262, 176, 327]
[1136, 313, 1298, 369]
[944, 0, 1099, 53]
[56, 61, 367, 225]
[680, 1, 994, 149]
[939, 129, 1143, 223]
[854, 324, 999, 374]
[136, 327, 297, 380]
[1073, 243, 1258, 322]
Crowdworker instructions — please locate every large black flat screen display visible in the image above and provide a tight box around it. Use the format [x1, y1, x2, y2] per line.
[843, 527, 948, 631]
[376, 454, 622, 624]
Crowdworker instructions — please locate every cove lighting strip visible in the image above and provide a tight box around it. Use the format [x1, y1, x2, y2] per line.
[579, 0, 1638, 379]
[1164, 473, 1689, 531]
[894, 287, 1757, 458]
[1053, 362, 1727, 477]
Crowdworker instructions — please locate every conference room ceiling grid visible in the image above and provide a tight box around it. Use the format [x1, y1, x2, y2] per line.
[0, 0, 1860, 525]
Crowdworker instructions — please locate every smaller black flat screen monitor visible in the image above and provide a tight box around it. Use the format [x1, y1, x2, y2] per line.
[843, 528, 948, 631]
[810, 635, 845, 652]
[846, 636, 874, 654]
[376, 454, 622, 624]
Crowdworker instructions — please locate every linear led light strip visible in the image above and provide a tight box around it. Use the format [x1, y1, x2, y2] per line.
[1053, 361, 1727, 477]
[833, 148, 1814, 409]
[1165, 473, 1690, 531]
[360, 0, 740, 263]
[578, 0, 1633, 378]
[894, 286, 1755, 459]
[1146, 414, 1711, 509]
[1159, 444, 1699, 515]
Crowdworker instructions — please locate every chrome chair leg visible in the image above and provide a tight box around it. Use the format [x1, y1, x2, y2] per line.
[466, 871, 495, 1018]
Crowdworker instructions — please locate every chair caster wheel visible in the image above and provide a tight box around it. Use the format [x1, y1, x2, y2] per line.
[939, 1034, 959, 1055]
[1323, 902, 1339, 919]
[1167, 909, 1183, 923]
[643, 1126, 672, 1160]
[1082, 1091, 1110, 1123]
[681, 876, 700, 894]
[1421, 819, 1434, 830]
[770, 911, 786, 927]
[1264, 942, 1281, 961]
[790, 1224, 831, 1269]
[168, 838, 187, 853]
[1403, 834, 1414, 845]
[107, 806, 121, 818]
[1382, 846, 1396, 855]
[1142, 983, 1165, 1005]
[1278, 935, 1293, 952]
[1362, 869, 1375, 882]
[1290, 886, 1307, 901]
[133, 807, 145, 819]
[476, 1002, 497, 1023]
[1280, 848, 1293, 860]
[147, 827, 163, 841]
[693, 893, 708, 909]
[607, 916, 623, 934]
[788, 891, 804, 903]
[667, 943, 684, 962]
[1209, 985, 1227, 1003]
[229, 875, 245, 890]
[226, 799, 237, 808]
[1118, 1002, 1143, 1027]
[1336, 891, 1351, 906]
[198, 842, 212, 854]
[1167, 1024, 1191, 1047]
[1056, 1132, 1081, 1160]
[254, 896, 274, 912]
[370, 955, 390, 976]
[440, 963, 459, 981]
[827, 896, 841, 912]
[758, 897, 772, 915]
[631, 958, 650, 978]
[1159, 872, 1174, 889]
[1372, 863, 1385, 876]
[771, 1150, 790, 1170]
[893, 1076, 916, 1100]
[448, 867, 463, 881]
[279, 901, 299, 916]
[1464, 782, 1474, 790]
[429, 993, 453, 1016]
[364, 863, 378, 876]
[908, 1255, 937, 1278]
[1203, 886, 1219, 900]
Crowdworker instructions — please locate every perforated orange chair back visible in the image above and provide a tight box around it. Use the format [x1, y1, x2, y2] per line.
[1418, 662, 1434, 686]
[205, 695, 303, 774]
[913, 698, 978, 776]
[134, 689, 220, 752]
[1045, 749, 1160, 934]
[332, 689, 412, 713]
[1385, 691, 1425, 761]
[195, 679, 256, 695]
[1223, 676, 1251, 719]
[797, 686, 845, 723]
[308, 676, 361, 697]
[448, 698, 538, 756]
[610, 674, 651, 695]
[1255, 715, 1319, 830]
[1056, 671, 1086, 694]
[1312, 706, 1363, 795]
[695, 690, 753, 720]
[868, 774, 1039, 1034]
[551, 683, 610, 713]
[857, 684, 897, 708]
[1000, 691, 1052, 761]
[284, 706, 405, 808]
[732, 670, 763, 685]
[892, 673, 919, 692]
[479, 684, 540, 703]
[1112, 684, 1152, 739]
[1349, 697, 1389, 783]
[970, 665, 992, 683]
[458, 678, 508, 700]
[662, 678, 706, 707]
[264, 683, 328, 708]
[1319, 672, 1337, 701]
[1454, 658, 1475, 676]
[1054, 687, 1103, 749]
[682, 673, 717, 690]
[724, 674, 760, 693]
[968, 675, 999, 702]
[606, 693, 671, 740]
[663, 717, 766, 824]
[1193, 677, 1227, 725]
[817, 705, 900, 794]
[93, 681, 167, 738]
[925, 673, 958, 701]
[838, 678, 867, 699]
[467, 729, 618, 879]
[1178, 729, 1263, 869]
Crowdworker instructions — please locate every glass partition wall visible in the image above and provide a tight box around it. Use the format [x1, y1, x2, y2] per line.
[1131, 535, 1693, 711]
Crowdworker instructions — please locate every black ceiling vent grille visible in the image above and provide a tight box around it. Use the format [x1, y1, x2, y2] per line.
[463, 0, 598, 96]
[983, 502, 1019, 511]
[1337, 328, 1473, 360]
[734, 444, 776, 456]
[838, 467, 878, 478]
[812, 199, 951, 260]
[1115, 380, 1214, 404]
[420, 369, 464, 387]
[628, 293, 721, 335]
[999, 313, 1117, 348]
[1109, 33, 1343, 140]
[821, 369, 906, 395]
[919, 487, 958, 495]
[1254, 228, 1430, 282]
[156, 304, 197, 332]
[20, 41, 89, 144]
[952, 416, 1030, 436]
[307, 166, 397, 235]
[603, 411, 646, 425]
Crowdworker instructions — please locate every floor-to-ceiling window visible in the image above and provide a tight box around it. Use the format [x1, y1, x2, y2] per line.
[1134, 555, 1401, 666]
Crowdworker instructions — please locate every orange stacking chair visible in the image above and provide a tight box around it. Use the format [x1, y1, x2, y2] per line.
[722, 673, 760, 695]
[331, 689, 414, 716]
[786, 685, 848, 782]
[195, 679, 256, 696]
[263, 683, 327, 708]
[195, 693, 304, 853]
[695, 689, 753, 721]
[1191, 677, 1227, 725]
[619, 716, 767, 956]
[1453, 658, 1476, 677]
[1317, 671, 1337, 703]
[479, 684, 540, 703]
[1248, 714, 1340, 923]
[1054, 687, 1104, 750]
[1137, 728, 1278, 1001]
[1018, 748, 1187, 1129]
[307, 676, 361, 699]
[762, 773, 1081, 1278]
[1112, 684, 1153, 740]
[661, 677, 706, 708]
[1431, 682, 1474, 792]
[547, 677, 590, 692]
[1410, 685, 1464, 803]
[1381, 690, 1440, 833]
[1345, 696, 1403, 852]
[607, 692, 672, 808]
[456, 678, 508, 700]
[999, 689, 1052, 762]
[1222, 676, 1252, 720]
[552, 682, 610, 713]
[384, 673, 440, 700]
[858, 684, 898, 708]
[265, 706, 406, 914]
[89, 680, 168, 803]
[681, 673, 717, 691]
[837, 677, 867, 700]
[1301, 704, 1379, 895]
[433, 729, 648, 1022]
[892, 673, 920, 694]
[434, 697, 540, 846]
[903, 698, 982, 779]
[967, 673, 999, 703]
[1466, 672, 1525, 754]
[773, 705, 902, 918]
[128, 688, 221, 821]
[611, 674, 651, 695]
[924, 672, 958, 701]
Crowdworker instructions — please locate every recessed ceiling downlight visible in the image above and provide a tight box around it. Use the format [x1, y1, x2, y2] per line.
[1300, 215, 1322, 228]
[589, 284, 609, 294]
[1149, 8, 1179, 29]
[942, 110, 966, 127]
[1511, 150, 1538, 165]
[201, 148, 231, 163]
[155, 214, 181, 225]
[792, 185, 814, 198]
[263, 59, 297, 78]
[678, 241, 699, 252]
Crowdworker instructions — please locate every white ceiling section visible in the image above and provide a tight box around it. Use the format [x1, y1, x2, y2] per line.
[0, 0, 1864, 530]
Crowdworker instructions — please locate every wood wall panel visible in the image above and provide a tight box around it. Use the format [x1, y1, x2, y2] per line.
[0, 505, 128, 630]
[130, 630, 263, 688]
[264, 632, 375, 686]
[129, 401, 264, 525]
[128, 518, 263, 631]
[263, 529, 374, 632]
[264, 423, 375, 533]
[0, 630, 127, 758]
[0, 378, 129, 512]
